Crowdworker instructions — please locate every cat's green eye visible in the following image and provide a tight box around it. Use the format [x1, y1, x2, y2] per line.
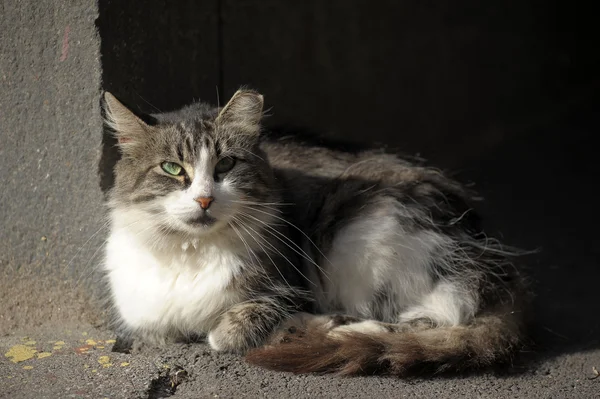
[161, 162, 184, 176]
[215, 157, 236, 174]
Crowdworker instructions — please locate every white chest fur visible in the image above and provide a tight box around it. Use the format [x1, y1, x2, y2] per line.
[104, 224, 246, 338]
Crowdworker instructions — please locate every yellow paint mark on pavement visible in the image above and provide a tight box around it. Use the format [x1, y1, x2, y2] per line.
[85, 339, 98, 346]
[98, 355, 112, 368]
[82, 332, 88, 336]
[23, 365, 34, 370]
[5, 345, 38, 363]
[53, 340, 66, 351]
[96, 346, 105, 349]
[24, 341, 36, 346]
[91, 369, 97, 373]
[105, 339, 116, 344]
[120, 362, 130, 367]
[37, 352, 52, 359]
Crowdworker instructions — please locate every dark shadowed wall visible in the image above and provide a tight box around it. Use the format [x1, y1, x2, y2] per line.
[99, 0, 597, 169]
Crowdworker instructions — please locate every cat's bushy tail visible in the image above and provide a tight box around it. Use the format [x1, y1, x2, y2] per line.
[245, 307, 525, 376]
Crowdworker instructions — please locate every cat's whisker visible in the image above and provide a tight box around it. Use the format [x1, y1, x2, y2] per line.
[69, 212, 159, 288]
[63, 218, 111, 276]
[238, 205, 334, 267]
[233, 216, 317, 287]
[228, 221, 260, 267]
[71, 212, 175, 291]
[228, 218, 256, 256]
[230, 201, 287, 215]
[71, 239, 109, 291]
[231, 218, 300, 293]
[236, 211, 330, 281]
[231, 199, 294, 207]
[133, 90, 162, 113]
[230, 217, 295, 290]
[144, 217, 185, 251]
[229, 146, 266, 162]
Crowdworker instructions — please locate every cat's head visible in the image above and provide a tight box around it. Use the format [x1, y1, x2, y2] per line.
[103, 89, 277, 239]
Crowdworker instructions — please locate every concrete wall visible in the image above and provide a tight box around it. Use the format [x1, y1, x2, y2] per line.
[0, 2, 102, 273]
[0, 0, 105, 330]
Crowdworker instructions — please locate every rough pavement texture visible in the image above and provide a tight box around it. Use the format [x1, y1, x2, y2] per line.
[2, 326, 598, 399]
[2, 0, 599, 398]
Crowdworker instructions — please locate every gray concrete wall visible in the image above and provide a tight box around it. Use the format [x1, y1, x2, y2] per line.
[0, 0, 104, 330]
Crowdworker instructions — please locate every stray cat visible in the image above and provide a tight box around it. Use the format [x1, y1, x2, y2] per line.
[102, 88, 529, 376]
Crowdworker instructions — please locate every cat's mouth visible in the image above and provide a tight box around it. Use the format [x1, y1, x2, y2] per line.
[186, 213, 217, 227]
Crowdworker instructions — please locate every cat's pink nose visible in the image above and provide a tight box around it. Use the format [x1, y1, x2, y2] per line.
[195, 196, 214, 210]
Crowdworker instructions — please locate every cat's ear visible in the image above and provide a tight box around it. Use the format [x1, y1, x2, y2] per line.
[102, 92, 153, 146]
[216, 89, 264, 129]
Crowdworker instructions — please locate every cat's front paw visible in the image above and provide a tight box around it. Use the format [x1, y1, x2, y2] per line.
[207, 321, 265, 354]
[208, 301, 283, 353]
[207, 327, 242, 352]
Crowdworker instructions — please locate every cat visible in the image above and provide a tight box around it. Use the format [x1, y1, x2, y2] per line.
[102, 88, 529, 376]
